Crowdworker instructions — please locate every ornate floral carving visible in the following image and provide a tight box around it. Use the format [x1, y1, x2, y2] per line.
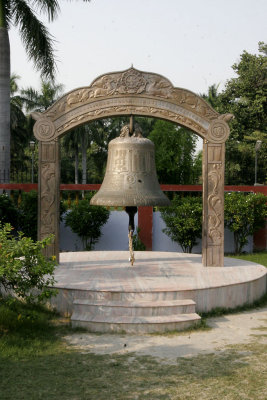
[44, 68, 219, 123]
[40, 163, 56, 237]
[207, 119, 230, 143]
[56, 105, 207, 137]
[34, 118, 56, 142]
[119, 69, 147, 94]
[208, 164, 223, 245]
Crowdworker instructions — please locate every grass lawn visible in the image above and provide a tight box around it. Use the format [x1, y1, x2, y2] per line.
[226, 250, 267, 267]
[0, 297, 266, 400]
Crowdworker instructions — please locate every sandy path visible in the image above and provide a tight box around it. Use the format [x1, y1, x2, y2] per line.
[64, 307, 267, 361]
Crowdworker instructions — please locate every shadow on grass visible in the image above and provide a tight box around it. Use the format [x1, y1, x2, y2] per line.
[1, 296, 266, 399]
[0, 348, 253, 400]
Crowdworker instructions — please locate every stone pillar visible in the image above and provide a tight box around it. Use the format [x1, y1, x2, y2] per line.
[202, 141, 225, 266]
[38, 140, 60, 261]
[253, 221, 267, 251]
[138, 206, 153, 250]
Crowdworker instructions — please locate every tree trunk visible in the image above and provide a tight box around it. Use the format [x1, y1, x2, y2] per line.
[81, 133, 87, 198]
[234, 232, 240, 254]
[0, 27, 10, 183]
[74, 146, 79, 184]
[81, 135, 87, 185]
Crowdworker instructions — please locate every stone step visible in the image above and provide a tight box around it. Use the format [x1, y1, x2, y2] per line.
[71, 313, 201, 333]
[68, 289, 194, 302]
[72, 298, 196, 317]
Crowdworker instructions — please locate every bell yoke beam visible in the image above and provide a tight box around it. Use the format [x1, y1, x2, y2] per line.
[33, 67, 232, 267]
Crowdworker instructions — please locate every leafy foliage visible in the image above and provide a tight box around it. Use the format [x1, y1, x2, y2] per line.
[224, 192, 267, 254]
[148, 120, 199, 184]
[132, 227, 146, 251]
[2, 0, 59, 78]
[221, 43, 267, 141]
[1, 191, 66, 241]
[0, 194, 19, 229]
[203, 43, 267, 184]
[202, 42, 267, 185]
[21, 80, 64, 113]
[0, 223, 56, 303]
[10, 74, 31, 169]
[64, 195, 110, 250]
[18, 190, 38, 240]
[161, 195, 202, 253]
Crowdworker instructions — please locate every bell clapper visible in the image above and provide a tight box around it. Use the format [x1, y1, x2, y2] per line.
[125, 206, 137, 266]
[128, 230, 135, 266]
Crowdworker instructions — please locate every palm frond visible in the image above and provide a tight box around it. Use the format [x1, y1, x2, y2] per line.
[12, 0, 57, 79]
[3, 0, 11, 28]
[30, 0, 60, 22]
[21, 87, 42, 112]
[10, 73, 21, 95]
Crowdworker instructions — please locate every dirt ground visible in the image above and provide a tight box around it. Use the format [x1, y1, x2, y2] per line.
[64, 307, 267, 362]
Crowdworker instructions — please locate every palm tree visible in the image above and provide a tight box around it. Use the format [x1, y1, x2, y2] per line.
[10, 73, 30, 172]
[62, 129, 81, 184]
[201, 84, 221, 111]
[0, 0, 90, 183]
[21, 79, 64, 113]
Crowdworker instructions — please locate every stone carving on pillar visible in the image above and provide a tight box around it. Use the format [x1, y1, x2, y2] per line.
[33, 117, 59, 258]
[207, 118, 232, 257]
[33, 116, 56, 142]
[207, 118, 230, 143]
[40, 161, 56, 237]
[208, 163, 223, 245]
[202, 113, 233, 267]
[38, 140, 60, 260]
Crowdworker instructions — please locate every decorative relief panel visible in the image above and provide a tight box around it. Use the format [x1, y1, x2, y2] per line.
[55, 104, 208, 138]
[34, 118, 56, 142]
[33, 68, 234, 143]
[208, 145, 222, 163]
[207, 163, 223, 245]
[40, 162, 56, 236]
[38, 141, 60, 260]
[42, 68, 220, 123]
[41, 143, 56, 162]
[207, 119, 230, 143]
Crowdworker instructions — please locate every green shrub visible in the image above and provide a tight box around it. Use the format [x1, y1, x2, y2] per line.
[18, 191, 67, 241]
[224, 192, 267, 254]
[0, 223, 57, 303]
[0, 194, 19, 229]
[132, 227, 146, 251]
[64, 194, 110, 250]
[160, 195, 202, 253]
[18, 191, 38, 240]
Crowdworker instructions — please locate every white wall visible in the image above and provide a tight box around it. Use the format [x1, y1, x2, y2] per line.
[60, 211, 253, 253]
[60, 211, 137, 252]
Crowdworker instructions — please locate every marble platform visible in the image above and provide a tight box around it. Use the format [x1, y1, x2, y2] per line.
[49, 251, 267, 333]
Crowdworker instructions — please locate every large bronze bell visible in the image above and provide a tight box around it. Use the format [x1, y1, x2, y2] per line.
[90, 118, 170, 265]
[90, 122, 170, 208]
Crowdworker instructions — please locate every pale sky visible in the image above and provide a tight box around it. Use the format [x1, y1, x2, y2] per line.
[9, 0, 267, 96]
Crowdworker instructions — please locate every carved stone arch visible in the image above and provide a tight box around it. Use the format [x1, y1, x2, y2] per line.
[33, 68, 233, 266]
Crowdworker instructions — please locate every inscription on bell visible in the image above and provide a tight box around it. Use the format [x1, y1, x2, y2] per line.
[133, 151, 146, 173]
[90, 127, 170, 207]
[114, 149, 128, 172]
